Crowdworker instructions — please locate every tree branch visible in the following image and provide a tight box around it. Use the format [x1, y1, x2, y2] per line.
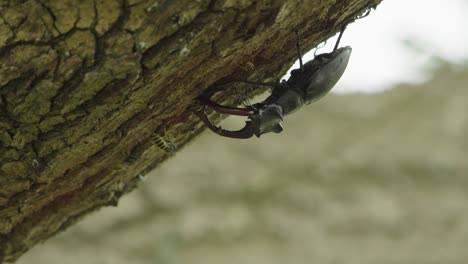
[0, 0, 382, 261]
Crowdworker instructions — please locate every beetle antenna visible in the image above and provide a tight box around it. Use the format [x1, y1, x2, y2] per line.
[294, 30, 304, 72]
[333, 26, 346, 52]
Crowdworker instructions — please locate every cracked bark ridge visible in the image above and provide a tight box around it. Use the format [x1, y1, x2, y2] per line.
[0, 0, 382, 262]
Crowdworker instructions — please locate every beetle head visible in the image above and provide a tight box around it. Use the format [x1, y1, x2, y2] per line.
[249, 104, 283, 137]
[291, 46, 352, 103]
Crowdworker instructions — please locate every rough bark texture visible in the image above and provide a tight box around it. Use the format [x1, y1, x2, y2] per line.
[0, 0, 381, 262]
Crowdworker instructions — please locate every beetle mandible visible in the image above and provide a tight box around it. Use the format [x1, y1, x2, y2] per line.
[191, 25, 352, 139]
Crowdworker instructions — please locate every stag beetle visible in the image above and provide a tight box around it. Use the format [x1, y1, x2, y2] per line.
[192, 26, 351, 139]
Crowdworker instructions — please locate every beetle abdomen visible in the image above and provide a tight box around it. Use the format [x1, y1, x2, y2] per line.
[152, 134, 176, 153]
[305, 47, 352, 103]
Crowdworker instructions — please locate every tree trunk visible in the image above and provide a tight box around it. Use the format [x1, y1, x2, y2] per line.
[0, 0, 381, 262]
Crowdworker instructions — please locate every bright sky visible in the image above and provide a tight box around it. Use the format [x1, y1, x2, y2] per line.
[288, 0, 468, 93]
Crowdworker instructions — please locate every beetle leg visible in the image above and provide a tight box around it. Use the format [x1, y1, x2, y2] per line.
[192, 106, 255, 139]
[333, 26, 347, 52]
[200, 79, 277, 99]
[295, 30, 304, 72]
[231, 80, 278, 87]
[196, 96, 256, 116]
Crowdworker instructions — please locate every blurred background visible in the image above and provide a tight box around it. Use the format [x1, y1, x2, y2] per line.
[19, 0, 468, 263]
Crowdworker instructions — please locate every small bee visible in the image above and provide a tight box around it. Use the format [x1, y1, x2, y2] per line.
[152, 129, 176, 153]
[241, 61, 255, 73]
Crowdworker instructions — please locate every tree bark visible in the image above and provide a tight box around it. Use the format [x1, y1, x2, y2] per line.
[0, 0, 381, 262]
